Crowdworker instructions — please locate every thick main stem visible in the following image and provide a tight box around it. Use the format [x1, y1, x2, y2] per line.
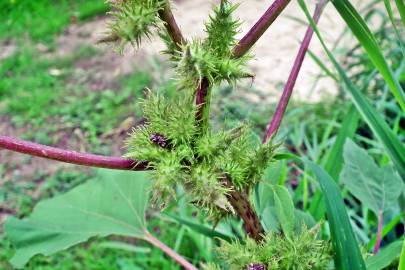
[223, 177, 264, 242]
[263, 1, 326, 143]
[0, 135, 147, 171]
[194, 0, 294, 242]
[145, 231, 198, 270]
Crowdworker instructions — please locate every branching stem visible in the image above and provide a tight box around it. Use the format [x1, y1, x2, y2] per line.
[263, 0, 326, 143]
[159, 1, 186, 50]
[0, 135, 147, 171]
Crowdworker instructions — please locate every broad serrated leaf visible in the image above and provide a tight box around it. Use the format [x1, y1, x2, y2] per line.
[304, 159, 366, 270]
[341, 139, 404, 215]
[5, 169, 151, 268]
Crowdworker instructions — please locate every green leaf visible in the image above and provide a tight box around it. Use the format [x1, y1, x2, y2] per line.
[163, 214, 235, 243]
[97, 241, 151, 253]
[383, 0, 405, 57]
[365, 240, 403, 270]
[324, 106, 359, 181]
[399, 238, 405, 270]
[395, 0, 405, 27]
[310, 106, 359, 221]
[304, 159, 366, 270]
[262, 206, 280, 233]
[331, 0, 405, 111]
[298, 0, 405, 179]
[271, 185, 295, 239]
[5, 169, 151, 268]
[255, 161, 284, 214]
[341, 139, 404, 215]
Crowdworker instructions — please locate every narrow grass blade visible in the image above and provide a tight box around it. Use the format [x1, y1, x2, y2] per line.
[383, 0, 405, 57]
[399, 238, 405, 270]
[298, 0, 405, 179]
[304, 160, 366, 270]
[331, 0, 405, 111]
[309, 106, 359, 220]
[395, 0, 405, 27]
[307, 49, 338, 81]
[324, 106, 359, 180]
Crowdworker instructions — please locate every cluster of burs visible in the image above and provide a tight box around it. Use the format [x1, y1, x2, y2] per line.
[105, 0, 274, 215]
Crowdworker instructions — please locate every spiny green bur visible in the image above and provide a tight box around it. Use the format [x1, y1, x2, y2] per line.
[106, 0, 165, 51]
[119, 0, 274, 216]
[125, 90, 276, 215]
[207, 226, 333, 270]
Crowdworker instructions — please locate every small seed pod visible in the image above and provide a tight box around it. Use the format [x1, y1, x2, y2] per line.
[150, 133, 170, 148]
[246, 263, 266, 270]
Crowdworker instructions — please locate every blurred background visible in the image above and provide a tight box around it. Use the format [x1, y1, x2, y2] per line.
[1, 0, 403, 269]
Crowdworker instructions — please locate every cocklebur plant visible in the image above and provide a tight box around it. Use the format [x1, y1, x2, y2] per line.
[3, 0, 403, 269]
[206, 225, 332, 270]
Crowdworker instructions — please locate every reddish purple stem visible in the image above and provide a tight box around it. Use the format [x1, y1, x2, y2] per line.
[0, 135, 147, 171]
[145, 231, 198, 270]
[232, 0, 292, 58]
[263, 1, 325, 143]
[373, 210, 383, 254]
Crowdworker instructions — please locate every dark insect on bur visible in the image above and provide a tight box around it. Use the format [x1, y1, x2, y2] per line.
[246, 263, 266, 270]
[150, 133, 169, 148]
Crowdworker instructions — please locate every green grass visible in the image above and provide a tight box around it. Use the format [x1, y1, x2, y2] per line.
[0, 45, 151, 150]
[0, 0, 109, 43]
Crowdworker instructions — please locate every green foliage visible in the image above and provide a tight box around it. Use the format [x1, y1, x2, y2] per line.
[304, 160, 366, 270]
[340, 139, 404, 215]
[330, 0, 405, 111]
[0, 0, 108, 42]
[5, 169, 151, 268]
[125, 91, 276, 217]
[210, 226, 331, 270]
[298, 0, 405, 178]
[365, 240, 403, 270]
[105, 0, 165, 51]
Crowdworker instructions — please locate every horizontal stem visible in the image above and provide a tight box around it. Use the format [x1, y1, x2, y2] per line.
[145, 231, 198, 270]
[263, 0, 326, 143]
[232, 0, 292, 58]
[0, 135, 147, 171]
